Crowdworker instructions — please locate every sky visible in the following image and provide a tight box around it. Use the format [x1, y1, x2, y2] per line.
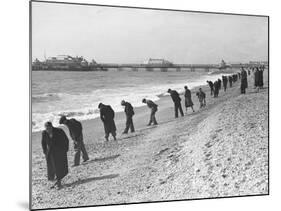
[32, 2, 268, 64]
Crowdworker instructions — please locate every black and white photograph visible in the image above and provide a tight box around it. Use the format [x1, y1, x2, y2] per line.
[30, 1, 269, 210]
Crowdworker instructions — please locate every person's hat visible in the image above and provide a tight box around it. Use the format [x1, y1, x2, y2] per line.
[59, 115, 67, 124]
[44, 121, 53, 127]
[184, 86, 187, 89]
[121, 100, 125, 105]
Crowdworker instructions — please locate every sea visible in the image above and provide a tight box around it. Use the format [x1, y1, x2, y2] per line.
[32, 68, 235, 132]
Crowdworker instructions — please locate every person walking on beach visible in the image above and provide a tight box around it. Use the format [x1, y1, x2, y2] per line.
[184, 86, 195, 113]
[228, 76, 233, 88]
[196, 88, 206, 108]
[98, 103, 117, 141]
[167, 88, 184, 118]
[206, 80, 214, 96]
[254, 67, 259, 91]
[59, 116, 89, 167]
[222, 76, 228, 92]
[41, 122, 69, 190]
[121, 100, 135, 134]
[240, 68, 248, 94]
[213, 80, 219, 98]
[217, 78, 222, 90]
[258, 66, 264, 88]
[142, 98, 158, 126]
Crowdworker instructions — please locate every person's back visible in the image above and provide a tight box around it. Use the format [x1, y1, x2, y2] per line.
[143, 99, 158, 125]
[170, 90, 181, 103]
[207, 81, 213, 88]
[66, 118, 82, 140]
[218, 79, 222, 89]
[124, 102, 134, 116]
[101, 105, 115, 120]
[146, 100, 157, 109]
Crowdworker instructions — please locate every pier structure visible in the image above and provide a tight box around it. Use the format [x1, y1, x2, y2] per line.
[94, 61, 266, 72]
[95, 63, 225, 72]
[96, 59, 256, 72]
[32, 55, 268, 72]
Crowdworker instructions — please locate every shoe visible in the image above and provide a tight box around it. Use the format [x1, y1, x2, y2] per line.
[71, 164, 79, 167]
[50, 181, 61, 189]
[83, 158, 89, 162]
[122, 132, 128, 134]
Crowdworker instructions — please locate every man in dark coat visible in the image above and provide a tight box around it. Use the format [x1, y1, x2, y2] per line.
[184, 86, 195, 113]
[254, 67, 259, 90]
[206, 80, 214, 96]
[98, 103, 117, 141]
[258, 67, 264, 88]
[232, 74, 235, 83]
[222, 76, 228, 92]
[142, 98, 158, 126]
[41, 122, 69, 189]
[121, 100, 135, 134]
[228, 76, 233, 88]
[217, 78, 222, 90]
[59, 116, 89, 167]
[240, 68, 248, 94]
[167, 88, 184, 118]
[213, 80, 219, 98]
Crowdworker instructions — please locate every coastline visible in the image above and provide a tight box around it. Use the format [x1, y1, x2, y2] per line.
[31, 70, 235, 133]
[31, 69, 268, 209]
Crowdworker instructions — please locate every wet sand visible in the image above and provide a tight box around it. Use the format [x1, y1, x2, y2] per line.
[31, 69, 268, 209]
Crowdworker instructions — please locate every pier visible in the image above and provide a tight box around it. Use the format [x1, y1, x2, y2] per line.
[91, 62, 263, 72]
[32, 55, 268, 72]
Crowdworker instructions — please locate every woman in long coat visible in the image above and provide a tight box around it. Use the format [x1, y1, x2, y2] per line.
[184, 86, 195, 113]
[41, 122, 69, 189]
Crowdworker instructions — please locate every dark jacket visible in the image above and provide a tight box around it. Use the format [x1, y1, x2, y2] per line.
[241, 69, 248, 89]
[100, 105, 115, 121]
[217, 79, 222, 89]
[100, 105, 116, 133]
[207, 81, 214, 89]
[124, 102, 134, 117]
[146, 100, 158, 109]
[169, 90, 181, 103]
[41, 127, 69, 180]
[65, 118, 82, 140]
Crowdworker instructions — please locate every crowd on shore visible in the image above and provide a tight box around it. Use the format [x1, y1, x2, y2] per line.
[39, 65, 266, 190]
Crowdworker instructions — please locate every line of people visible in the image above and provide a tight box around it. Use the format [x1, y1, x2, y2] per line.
[40, 65, 265, 189]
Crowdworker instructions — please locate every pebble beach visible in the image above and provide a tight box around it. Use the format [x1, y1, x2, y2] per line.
[31, 69, 268, 209]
